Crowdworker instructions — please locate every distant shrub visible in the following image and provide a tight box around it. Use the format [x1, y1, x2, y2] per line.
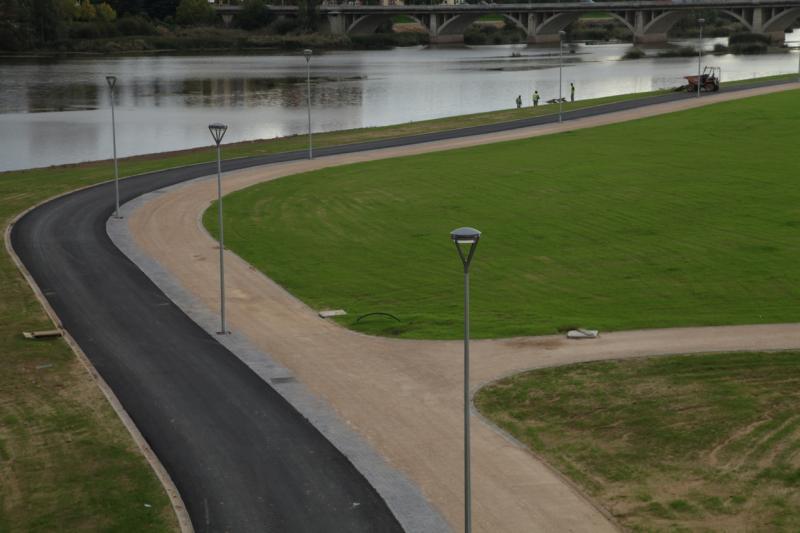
[0, 22, 31, 51]
[350, 32, 428, 49]
[269, 16, 299, 35]
[68, 21, 119, 39]
[116, 15, 157, 36]
[238, 0, 273, 30]
[96, 3, 117, 22]
[77, 0, 97, 21]
[622, 47, 645, 59]
[175, 0, 214, 26]
[731, 42, 768, 54]
[657, 45, 697, 58]
[464, 23, 524, 45]
[729, 32, 771, 46]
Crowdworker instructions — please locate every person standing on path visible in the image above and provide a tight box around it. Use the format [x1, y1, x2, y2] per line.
[516, 94, 522, 109]
[570, 82, 575, 103]
[533, 90, 540, 108]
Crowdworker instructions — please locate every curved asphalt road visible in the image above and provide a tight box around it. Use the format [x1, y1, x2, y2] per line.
[10, 79, 793, 532]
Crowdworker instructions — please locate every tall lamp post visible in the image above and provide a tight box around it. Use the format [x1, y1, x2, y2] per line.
[558, 30, 566, 123]
[106, 75, 120, 218]
[796, 42, 800, 82]
[450, 226, 481, 533]
[697, 18, 705, 98]
[209, 123, 229, 335]
[304, 49, 313, 160]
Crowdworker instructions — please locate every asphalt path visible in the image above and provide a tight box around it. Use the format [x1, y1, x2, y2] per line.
[10, 78, 794, 532]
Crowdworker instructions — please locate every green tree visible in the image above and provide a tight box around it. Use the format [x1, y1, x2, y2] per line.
[297, 0, 318, 31]
[59, 0, 80, 20]
[78, 0, 97, 20]
[143, 0, 178, 20]
[175, 0, 211, 25]
[238, 0, 271, 29]
[95, 1, 116, 20]
[110, 0, 144, 16]
[30, 0, 70, 42]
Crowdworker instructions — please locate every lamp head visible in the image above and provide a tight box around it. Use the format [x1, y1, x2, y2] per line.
[450, 227, 481, 272]
[208, 123, 228, 145]
[106, 75, 117, 89]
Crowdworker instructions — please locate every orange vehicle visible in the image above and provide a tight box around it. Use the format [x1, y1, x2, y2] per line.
[685, 66, 721, 92]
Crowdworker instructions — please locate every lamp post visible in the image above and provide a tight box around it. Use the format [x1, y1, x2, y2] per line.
[106, 75, 120, 219]
[209, 123, 229, 335]
[558, 30, 565, 123]
[697, 18, 705, 98]
[304, 49, 313, 160]
[450, 226, 481, 533]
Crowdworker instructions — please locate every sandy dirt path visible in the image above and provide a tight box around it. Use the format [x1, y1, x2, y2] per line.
[127, 83, 800, 532]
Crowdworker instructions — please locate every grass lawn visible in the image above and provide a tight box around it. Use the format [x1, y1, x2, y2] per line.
[0, 187, 179, 527]
[475, 350, 800, 531]
[208, 89, 800, 339]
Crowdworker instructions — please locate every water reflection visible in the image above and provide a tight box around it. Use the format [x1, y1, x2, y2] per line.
[7, 74, 371, 115]
[0, 34, 798, 172]
[23, 82, 101, 113]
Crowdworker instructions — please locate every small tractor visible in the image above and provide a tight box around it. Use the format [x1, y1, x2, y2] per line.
[685, 66, 721, 92]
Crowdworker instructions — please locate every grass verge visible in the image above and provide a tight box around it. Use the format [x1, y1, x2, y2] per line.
[0, 218, 176, 525]
[475, 350, 800, 531]
[206, 89, 800, 339]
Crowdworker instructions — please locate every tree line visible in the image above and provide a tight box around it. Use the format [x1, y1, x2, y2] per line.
[0, 0, 321, 51]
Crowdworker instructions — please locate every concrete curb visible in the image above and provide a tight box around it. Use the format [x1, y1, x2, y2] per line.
[108, 178, 450, 533]
[4, 194, 194, 533]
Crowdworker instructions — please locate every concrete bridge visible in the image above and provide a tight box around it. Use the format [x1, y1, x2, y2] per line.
[215, 0, 800, 44]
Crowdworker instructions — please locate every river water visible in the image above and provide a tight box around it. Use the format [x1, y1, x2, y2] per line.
[1, 33, 798, 172]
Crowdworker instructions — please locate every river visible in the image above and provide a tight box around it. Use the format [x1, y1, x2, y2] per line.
[1, 33, 798, 172]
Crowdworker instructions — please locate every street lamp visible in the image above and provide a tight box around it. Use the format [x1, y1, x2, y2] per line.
[793, 42, 800, 82]
[304, 49, 313, 160]
[106, 75, 120, 218]
[209, 123, 229, 335]
[558, 31, 566, 123]
[450, 226, 481, 533]
[697, 18, 705, 98]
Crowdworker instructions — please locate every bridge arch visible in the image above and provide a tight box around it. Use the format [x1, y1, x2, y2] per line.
[643, 10, 691, 36]
[763, 6, 800, 33]
[436, 13, 483, 37]
[605, 12, 635, 35]
[499, 13, 527, 34]
[718, 9, 753, 30]
[533, 12, 581, 39]
[347, 13, 420, 34]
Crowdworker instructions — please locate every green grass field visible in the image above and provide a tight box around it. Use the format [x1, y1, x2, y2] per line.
[475, 350, 800, 531]
[208, 89, 800, 339]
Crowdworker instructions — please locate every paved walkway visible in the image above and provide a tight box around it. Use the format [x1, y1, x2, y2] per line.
[124, 83, 800, 532]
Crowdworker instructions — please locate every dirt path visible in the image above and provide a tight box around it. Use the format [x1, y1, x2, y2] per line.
[126, 83, 800, 532]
